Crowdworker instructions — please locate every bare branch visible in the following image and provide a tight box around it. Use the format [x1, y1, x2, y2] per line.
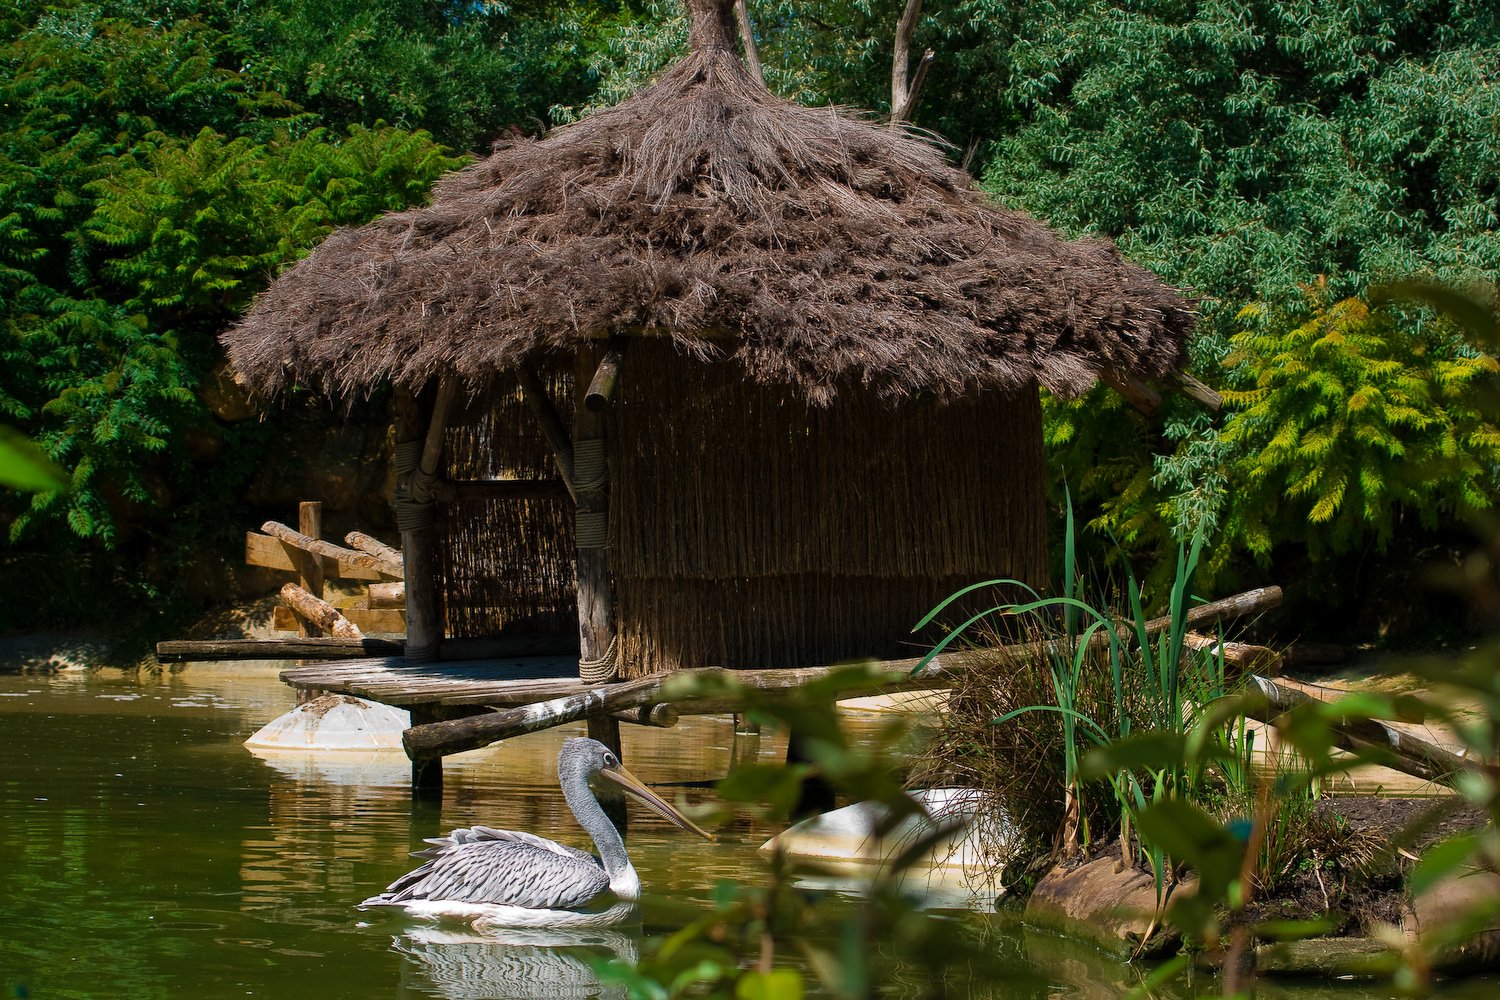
[735, 0, 764, 86]
[894, 48, 935, 124]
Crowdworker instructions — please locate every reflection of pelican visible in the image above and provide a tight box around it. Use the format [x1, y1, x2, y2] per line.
[361, 737, 711, 928]
[393, 926, 640, 1000]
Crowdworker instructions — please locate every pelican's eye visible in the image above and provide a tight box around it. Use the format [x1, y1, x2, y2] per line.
[604, 753, 618, 767]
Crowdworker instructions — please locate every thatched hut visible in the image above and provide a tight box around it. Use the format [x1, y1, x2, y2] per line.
[225, 0, 1193, 685]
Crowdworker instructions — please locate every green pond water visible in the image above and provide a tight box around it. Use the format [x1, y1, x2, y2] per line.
[2, 665, 1497, 1000]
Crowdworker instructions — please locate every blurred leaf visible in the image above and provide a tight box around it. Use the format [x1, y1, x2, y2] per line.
[735, 969, 803, 1000]
[0, 427, 68, 493]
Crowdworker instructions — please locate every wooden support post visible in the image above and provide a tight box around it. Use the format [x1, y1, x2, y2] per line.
[575, 344, 625, 829]
[297, 501, 324, 605]
[786, 729, 836, 819]
[409, 706, 444, 801]
[394, 383, 451, 664]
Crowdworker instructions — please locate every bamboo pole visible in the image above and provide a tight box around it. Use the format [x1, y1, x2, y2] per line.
[584, 345, 625, 412]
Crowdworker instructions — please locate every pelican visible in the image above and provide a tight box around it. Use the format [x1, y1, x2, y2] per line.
[360, 737, 712, 928]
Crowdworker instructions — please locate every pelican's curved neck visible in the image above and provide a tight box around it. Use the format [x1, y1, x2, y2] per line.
[562, 769, 639, 898]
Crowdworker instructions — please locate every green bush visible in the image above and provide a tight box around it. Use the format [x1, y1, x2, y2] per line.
[1219, 285, 1500, 562]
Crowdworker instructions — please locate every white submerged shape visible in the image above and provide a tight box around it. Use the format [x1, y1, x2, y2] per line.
[244, 694, 409, 751]
[360, 737, 714, 929]
[761, 788, 1015, 908]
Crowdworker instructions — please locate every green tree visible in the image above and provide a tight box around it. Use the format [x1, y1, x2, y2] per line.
[981, 0, 1500, 347]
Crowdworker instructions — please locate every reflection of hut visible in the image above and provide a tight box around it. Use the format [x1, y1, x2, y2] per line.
[224, 0, 1192, 688]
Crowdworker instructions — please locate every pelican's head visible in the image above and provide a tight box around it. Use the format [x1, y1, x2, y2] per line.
[560, 737, 714, 840]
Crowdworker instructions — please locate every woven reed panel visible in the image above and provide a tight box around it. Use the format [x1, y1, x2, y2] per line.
[610, 343, 1048, 675]
[436, 370, 577, 639]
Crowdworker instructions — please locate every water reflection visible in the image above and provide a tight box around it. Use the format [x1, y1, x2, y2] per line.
[392, 924, 639, 1000]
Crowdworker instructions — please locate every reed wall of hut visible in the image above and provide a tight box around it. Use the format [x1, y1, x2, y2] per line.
[429, 343, 1047, 677]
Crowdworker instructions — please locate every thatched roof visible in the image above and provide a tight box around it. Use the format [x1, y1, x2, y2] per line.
[224, 0, 1193, 405]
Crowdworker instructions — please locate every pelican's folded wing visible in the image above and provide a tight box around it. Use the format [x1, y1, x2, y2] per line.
[370, 834, 610, 911]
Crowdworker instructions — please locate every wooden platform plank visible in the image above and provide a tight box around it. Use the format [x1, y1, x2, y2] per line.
[280, 655, 583, 706]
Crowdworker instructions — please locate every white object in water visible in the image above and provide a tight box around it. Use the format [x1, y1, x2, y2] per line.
[760, 788, 1011, 871]
[244, 694, 410, 751]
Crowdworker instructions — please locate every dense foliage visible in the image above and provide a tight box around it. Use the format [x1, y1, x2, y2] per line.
[0, 0, 616, 634]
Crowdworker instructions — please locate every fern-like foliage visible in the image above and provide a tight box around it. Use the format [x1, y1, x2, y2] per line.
[1219, 283, 1500, 560]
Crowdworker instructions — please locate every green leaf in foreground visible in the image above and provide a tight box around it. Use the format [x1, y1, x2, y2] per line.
[0, 426, 68, 493]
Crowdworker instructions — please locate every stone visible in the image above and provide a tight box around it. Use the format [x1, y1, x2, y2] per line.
[1025, 855, 1194, 958]
[1404, 868, 1500, 971]
[1254, 937, 1397, 977]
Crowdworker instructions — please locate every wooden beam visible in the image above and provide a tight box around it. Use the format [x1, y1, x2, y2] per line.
[155, 632, 577, 663]
[515, 365, 575, 498]
[155, 638, 405, 662]
[1100, 367, 1163, 415]
[244, 531, 386, 581]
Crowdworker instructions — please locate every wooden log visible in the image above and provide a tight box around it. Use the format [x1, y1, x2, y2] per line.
[584, 346, 625, 412]
[155, 638, 405, 662]
[422, 378, 458, 478]
[281, 582, 363, 639]
[260, 521, 396, 579]
[244, 531, 386, 581]
[1246, 675, 1482, 789]
[344, 532, 405, 579]
[367, 581, 406, 609]
[1183, 631, 1283, 676]
[404, 676, 664, 759]
[613, 703, 679, 728]
[404, 663, 942, 758]
[515, 365, 575, 497]
[1100, 367, 1163, 415]
[1171, 370, 1223, 412]
[272, 604, 405, 634]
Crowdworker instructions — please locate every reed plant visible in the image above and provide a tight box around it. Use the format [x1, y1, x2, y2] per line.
[910, 505, 1264, 892]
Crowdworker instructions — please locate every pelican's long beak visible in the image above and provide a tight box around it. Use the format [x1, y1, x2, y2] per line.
[599, 763, 715, 840]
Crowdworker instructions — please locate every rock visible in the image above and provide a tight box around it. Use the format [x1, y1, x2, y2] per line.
[1254, 937, 1396, 977]
[1025, 855, 1194, 958]
[244, 694, 409, 751]
[1404, 868, 1500, 971]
